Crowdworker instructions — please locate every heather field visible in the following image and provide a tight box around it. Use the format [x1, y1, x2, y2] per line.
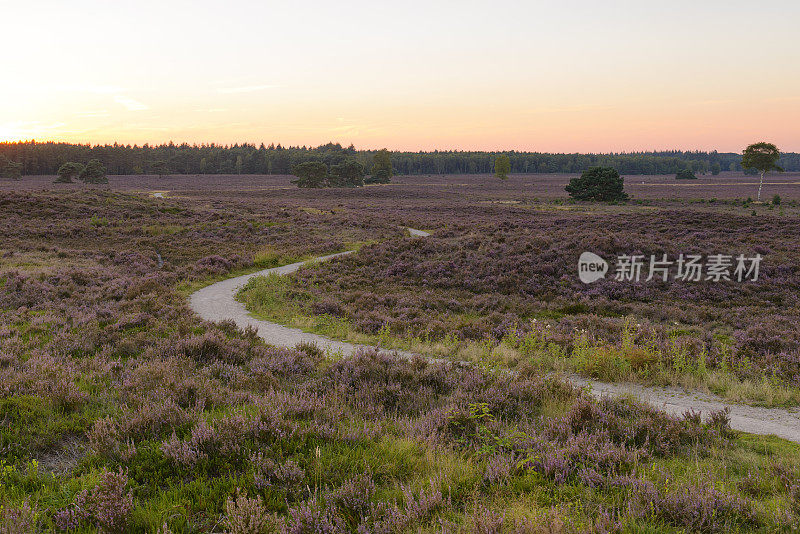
[5, 171, 800, 201]
[2, 175, 800, 532]
[240, 203, 800, 406]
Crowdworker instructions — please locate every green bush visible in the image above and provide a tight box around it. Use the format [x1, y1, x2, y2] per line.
[80, 159, 108, 184]
[675, 168, 697, 180]
[329, 160, 365, 187]
[291, 161, 328, 188]
[0, 155, 22, 180]
[565, 167, 628, 201]
[55, 162, 85, 183]
[365, 168, 391, 184]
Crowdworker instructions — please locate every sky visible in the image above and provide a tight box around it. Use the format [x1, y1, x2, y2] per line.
[2, 0, 799, 153]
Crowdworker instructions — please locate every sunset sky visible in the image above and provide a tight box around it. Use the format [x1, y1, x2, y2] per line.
[3, 0, 799, 152]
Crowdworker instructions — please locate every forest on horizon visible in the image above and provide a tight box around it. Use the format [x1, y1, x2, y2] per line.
[2, 140, 799, 177]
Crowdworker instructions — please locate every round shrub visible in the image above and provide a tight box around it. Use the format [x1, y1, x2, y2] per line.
[565, 167, 628, 201]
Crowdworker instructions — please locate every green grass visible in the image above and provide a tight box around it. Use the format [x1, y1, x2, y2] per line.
[5, 190, 800, 531]
[176, 240, 374, 298]
[0, 396, 93, 464]
[6, 395, 796, 532]
[238, 269, 800, 408]
[175, 255, 312, 298]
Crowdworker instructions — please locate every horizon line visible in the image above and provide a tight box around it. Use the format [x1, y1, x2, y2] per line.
[2, 138, 790, 156]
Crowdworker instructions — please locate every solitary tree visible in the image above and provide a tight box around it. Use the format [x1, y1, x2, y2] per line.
[291, 161, 328, 188]
[565, 167, 628, 201]
[79, 159, 108, 184]
[55, 162, 85, 183]
[494, 154, 511, 180]
[369, 149, 393, 183]
[741, 142, 783, 202]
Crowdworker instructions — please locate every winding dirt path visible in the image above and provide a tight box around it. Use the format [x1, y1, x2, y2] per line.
[189, 228, 800, 444]
[190, 229, 428, 358]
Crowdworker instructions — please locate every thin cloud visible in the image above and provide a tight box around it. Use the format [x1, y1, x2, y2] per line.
[125, 124, 169, 131]
[0, 120, 66, 132]
[688, 98, 737, 106]
[525, 104, 614, 115]
[0, 121, 66, 140]
[327, 117, 363, 135]
[217, 84, 278, 94]
[114, 96, 148, 111]
[764, 95, 800, 104]
[81, 84, 126, 95]
[74, 110, 111, 118]
[48, 84, 125, 94]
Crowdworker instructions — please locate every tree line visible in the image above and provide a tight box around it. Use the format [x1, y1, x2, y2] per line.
[561, 142, 786, 203]
[1, 140, 799, 178]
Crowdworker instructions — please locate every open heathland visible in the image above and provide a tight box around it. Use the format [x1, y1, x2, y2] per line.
[1, 174, 800, 532]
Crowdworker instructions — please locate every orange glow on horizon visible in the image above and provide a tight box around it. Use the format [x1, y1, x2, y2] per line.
[2, 1, 799, 153]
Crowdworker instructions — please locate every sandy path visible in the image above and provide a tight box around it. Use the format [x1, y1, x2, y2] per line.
[189, 228, 800, 444]
[189, 229, 428, 358]
[568, 376, 800, 443]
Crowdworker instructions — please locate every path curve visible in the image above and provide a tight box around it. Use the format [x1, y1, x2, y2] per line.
[190, 228, 428, 358]
[189, 228, 800, 444]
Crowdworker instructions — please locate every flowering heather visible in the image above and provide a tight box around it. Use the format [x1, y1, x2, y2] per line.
[55, 468, 134, 533]
[222, 491, 274, 534]
[251, 454, 306, 493]
[624, 479, 759, 533]
[1, 181, 799, 531]
[0, 500, 38, 534]
[252, 206, 800, 389]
